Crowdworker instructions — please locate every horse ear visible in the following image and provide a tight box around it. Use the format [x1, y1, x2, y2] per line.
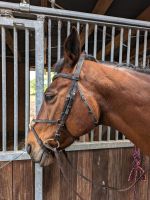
[64, 27, 81, 67]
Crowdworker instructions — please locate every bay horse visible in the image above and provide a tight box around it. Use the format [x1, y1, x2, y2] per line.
[27, 27, 150, 167]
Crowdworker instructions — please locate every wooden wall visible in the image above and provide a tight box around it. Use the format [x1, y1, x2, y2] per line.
[0, 148, 149, 200]
[43, 148, 150, 200]
[0, 160, 34, 200]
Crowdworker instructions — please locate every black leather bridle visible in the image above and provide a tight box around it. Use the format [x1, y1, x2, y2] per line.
[29, 54, 98, 152]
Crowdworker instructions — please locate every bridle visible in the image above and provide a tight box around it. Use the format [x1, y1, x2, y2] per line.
[29, 54, 99, 152]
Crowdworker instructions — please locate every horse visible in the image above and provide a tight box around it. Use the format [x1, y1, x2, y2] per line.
[26, 27, 150, 167]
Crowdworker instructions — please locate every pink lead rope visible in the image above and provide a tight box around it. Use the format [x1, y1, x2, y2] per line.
[128, 147, 146, 199]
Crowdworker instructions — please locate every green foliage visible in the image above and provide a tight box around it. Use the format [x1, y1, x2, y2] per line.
[30, 73, 55, 95]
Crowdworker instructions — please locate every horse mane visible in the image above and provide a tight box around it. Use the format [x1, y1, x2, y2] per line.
[85, 54, 150, 75]
[54, 54, 150, 75]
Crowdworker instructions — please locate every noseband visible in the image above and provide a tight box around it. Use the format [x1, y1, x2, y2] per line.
[29, 54, 98, 152]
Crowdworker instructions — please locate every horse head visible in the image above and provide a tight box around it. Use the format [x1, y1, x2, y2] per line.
[26, 27, 100, 166]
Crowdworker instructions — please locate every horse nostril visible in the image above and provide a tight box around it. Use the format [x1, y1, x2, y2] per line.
[26, 144, 32, 154]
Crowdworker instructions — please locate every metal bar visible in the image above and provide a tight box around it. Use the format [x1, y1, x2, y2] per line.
[77, 21, 80, 33]
[143, 30, 148, 68]
[102, 25, 106, 61]
[48, 19, 51, 85]
[123, 135, 126, 140]
[99, 125, 102, 141]
[93, 24, 97, 58]
[1, 26, 7, 151]
[0, 2, 150, 28]
[115, 130, 119, 140]
[90, 130, 94, 142]
[126, 28, 131, 65]
[14, 26, 18, 151]
[107, 126, 111, 141]
[119, 27, 124, 64]
[67, 20, 71, 36]
[57, 20, 61, 61]
[67, 141, 134, 151]
[110, 26, 115, 62]
[135, 29, 140, 67]
[85, 23, 89, 53]
[25, 28, 30, 140]
[35, 19, 45, 200]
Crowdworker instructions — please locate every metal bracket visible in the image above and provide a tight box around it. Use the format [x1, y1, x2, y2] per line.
[0, 9, 13, 17]
[37, 15, 45, 21]
[20, 1, 30, 12]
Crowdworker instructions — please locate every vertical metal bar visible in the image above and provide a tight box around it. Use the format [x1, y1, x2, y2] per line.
[57, 20, 61, 61]
[14, 26, 18, 151]
[1, 26, 7, 151]
[110, 26, 115, 62]
[90, 130, 94, 142]
[93, 24, 97, 58]
[25, 28, 30, 140]
[77, 21, 80, 33]
[35, 19, 45, 200]
[143, 30, 148, 68]
[48, 19, 51, 85]
[135, 29, 140, 67]
[115, 130, 119, 140]
[67, 20, 71, 36]
[119, 27, 124, 64]
[126, 28, 131, 65]
[99, 125, 102, 141]
[107, 126, 111, 141]
[102, 25, 106, 61]
[85, 23, 89, 53]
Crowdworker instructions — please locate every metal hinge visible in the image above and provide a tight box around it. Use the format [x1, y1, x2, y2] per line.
[20, 0, 30, 12]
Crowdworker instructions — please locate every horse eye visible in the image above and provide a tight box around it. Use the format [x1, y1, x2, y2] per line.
[45, 94, 55, 101]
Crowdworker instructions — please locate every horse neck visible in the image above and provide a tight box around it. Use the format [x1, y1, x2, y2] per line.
[83, 60, 150, 140]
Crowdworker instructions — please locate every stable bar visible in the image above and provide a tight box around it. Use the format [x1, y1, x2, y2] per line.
[102, 25, 106, 61]
[67, 20, 71, 36]
[135, 29, 140, 67]
[35, 19, 45, 200]
[115, 130, 119, 140]
[0, 2, 150, 28]
[110, 26, 115, 62]
[126, 28, 131, 65]
[77, 21, 80, 33]
[1, 26, 7, 151]
[14, 26, 18, 151]
[85, 23, 89, 53]
[90, 130, 94, 142]
[48, 19, 51, 84]
[93, 24, 97, 58]
[107, 126, 111, 141]
[143, 30, 148, 68]
[99, 125, 102, 141]
[25, 28, 30, 140]
[119, 27, 124, 64]
[57, 20, 61, 61]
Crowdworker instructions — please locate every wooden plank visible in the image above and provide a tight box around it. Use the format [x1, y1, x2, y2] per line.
[80, 0, 113, 48]
[134, 155, 149, 200]
[13, 160, 34, 200]
[0, 162, 12, 200]
[116, 148, 134, 200]
[91, 149, 109, 200]
[97, 6, 150, 59]
[43, 161, 60, 200]
[76, 150, 93, 200]
[59, 152, 78, 200]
